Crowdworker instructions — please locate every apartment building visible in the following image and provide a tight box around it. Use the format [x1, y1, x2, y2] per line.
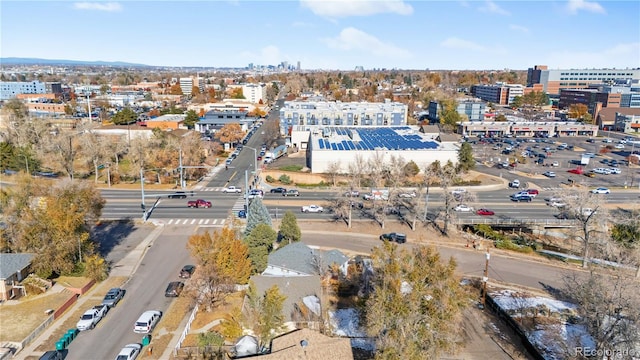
[527, 65, 640, 95]
[179, 76, 205, 96]
[0, 81, 46, 100]
[242, 83, 266, 104]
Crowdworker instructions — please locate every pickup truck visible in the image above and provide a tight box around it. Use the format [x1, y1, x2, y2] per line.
[187, 199, 211, 208]
[221, 186, 242, 193]
[76, 305, 108, 331]
[301, 205, 324, 213]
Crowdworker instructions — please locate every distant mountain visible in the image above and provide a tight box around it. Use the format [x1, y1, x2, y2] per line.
[0, 57, 150, 67]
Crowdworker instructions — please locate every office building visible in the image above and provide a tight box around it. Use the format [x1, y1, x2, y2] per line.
[0, 81, 46, 100]
[242, 83, 267, 104]
[527, 65, 640, 95]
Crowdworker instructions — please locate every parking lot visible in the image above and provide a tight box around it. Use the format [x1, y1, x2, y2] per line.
[469, 136, 640, 190]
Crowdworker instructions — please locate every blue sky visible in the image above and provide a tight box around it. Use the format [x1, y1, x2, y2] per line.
[1, 0, 639, 70]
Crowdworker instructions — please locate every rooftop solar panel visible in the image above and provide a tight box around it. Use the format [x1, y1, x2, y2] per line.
[337, 143, 343, 150]
[319, 140, 324, 149]
[331, 143, 337, 150]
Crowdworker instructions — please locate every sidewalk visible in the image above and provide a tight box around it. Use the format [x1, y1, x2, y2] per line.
[16, 225, 165, 359]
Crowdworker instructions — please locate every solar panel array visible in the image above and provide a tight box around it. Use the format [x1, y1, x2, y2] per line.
[317, 127, 438, 151]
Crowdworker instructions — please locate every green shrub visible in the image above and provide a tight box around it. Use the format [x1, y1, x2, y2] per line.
[279, 174, 292, 184]
[278, 165, 303, 172]
[295, 181, 329, 189]
[198, 331, 225, 347]
[265, 175, 276, 183]
[494, 239, 534, 253]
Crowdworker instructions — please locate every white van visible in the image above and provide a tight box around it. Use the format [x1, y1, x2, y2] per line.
[133, 310, 162, 334]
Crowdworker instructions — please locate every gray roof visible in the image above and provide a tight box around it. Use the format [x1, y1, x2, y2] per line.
[0, 253, 35, 279]
[250, 275, 322, 322]
[267, 242, 348, 275]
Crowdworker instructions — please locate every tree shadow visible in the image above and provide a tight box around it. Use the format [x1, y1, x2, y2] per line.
[92, 219, 137, 258]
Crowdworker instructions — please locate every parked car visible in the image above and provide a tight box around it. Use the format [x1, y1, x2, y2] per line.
[379, 232, 407, 244]
[568, 168, 584, 175]
[270, 187, 287, 194]
[453, 204, 474, 212]
[167, 191, 187, 199]
[187, 199, 211, 208]
[179, 265, 195, 279]
[133, 310, 162, 334]
[164, 281, 184, 297]
[102, 288, 125, 308]
[509, 179, 520, 188]
[584, 172, 596, 178]
[77, 304, 108, 331]
[237, 210, 247, 218]
[282, 189, 300, 197]
[476, 208, 495, 216]
[591, 187, 611, 194]
[543, 171, 556, 178]
[115, 343, 141, 360]
[609, 168, 621, 174]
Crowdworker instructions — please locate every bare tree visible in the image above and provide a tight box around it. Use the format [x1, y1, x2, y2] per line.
[551, 187, 609, 268]
[426, 160, 459, 235]
[325, 161, 342, 187]
[347, 153, 367, 189]
[561, 270, 640, 355]
[79, 130, 107, 183]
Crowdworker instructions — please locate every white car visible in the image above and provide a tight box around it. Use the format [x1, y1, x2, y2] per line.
[551, 161, 559, 167]
[222, 186, 242, 193]
[593, 168, 610, 175]
[301, 205, 324, 213]
[548, 201, 567, 208]
[591, 187, 611, 194]
[543, 171, 556, 178]
[609, 168, 621, 174]
[615, 144, 625, 149]
[398, 191, 416, 198]
[453, 204, 474, 212]
[115, 343, 142, 360]
[451, 189, 466, 196]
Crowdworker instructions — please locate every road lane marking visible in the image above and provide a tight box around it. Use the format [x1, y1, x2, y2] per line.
[198, 219, 204, 224]
[220, 219, 225, 225]
[167, 219, 174, 224]
[190, 219, 196, 224]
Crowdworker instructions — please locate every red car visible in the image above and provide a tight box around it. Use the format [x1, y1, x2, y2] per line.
[187, 199, 211, 208]
[524, 189, 539, 196]
[476, 208, 495, 216]
[568, 167, 584, 175]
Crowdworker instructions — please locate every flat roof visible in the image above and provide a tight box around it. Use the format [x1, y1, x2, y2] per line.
[312, 126, 442, 151]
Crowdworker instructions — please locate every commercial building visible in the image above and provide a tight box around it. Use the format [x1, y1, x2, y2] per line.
[280, 100, 408, 148]
[471, 83, 524, 106]
[427, 100, 486, 122]
[598, 108, 640, 132]
[306, 126, 458, 173]
[458, 121, 598, 138]
[0, 81, 46, 100]
[179, 76, 205, 96]
[527, 65, 640, 95]
[196, 110, 257, 133]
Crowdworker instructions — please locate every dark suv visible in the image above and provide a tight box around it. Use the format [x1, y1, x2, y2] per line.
[380, 233, 407, 244]
[168, 191, 187, 199]
[179, 265, 196, 279]
[270, 187, 287, 193]
[165, 281, 184, 297]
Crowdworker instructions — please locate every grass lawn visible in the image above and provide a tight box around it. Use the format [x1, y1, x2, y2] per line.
[0, 292, 75, 342]
[55, 276, 92, 289]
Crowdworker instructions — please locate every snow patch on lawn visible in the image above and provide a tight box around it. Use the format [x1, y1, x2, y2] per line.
[328, 308, 375, 351]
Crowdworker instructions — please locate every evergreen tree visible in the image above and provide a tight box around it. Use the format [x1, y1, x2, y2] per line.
[112, 107, 137, 125]
[245, 197, 272, 236]
[183, 109, 200, 129]
[244, 224, 276, 274]
[438, 99, 461, 132]
[278, 211, 301, 244]
[457, 142, 475, 172]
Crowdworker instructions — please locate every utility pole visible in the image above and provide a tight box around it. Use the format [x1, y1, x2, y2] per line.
[481, 249, 490, 309]
[244, 169, 249, 215]
[179, 147, 184, 189]
[140, 168, 147, 221]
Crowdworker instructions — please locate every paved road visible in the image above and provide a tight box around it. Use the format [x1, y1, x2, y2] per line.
[65, 226, 193, 360]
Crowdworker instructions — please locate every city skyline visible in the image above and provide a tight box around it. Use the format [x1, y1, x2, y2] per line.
[1, 0, 639, 71]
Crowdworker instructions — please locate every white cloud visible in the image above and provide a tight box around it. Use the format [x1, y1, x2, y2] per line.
[566, 0, 606, 14]
[300, 0, 413, 18]
[478, 0, 510, 15]
[459, 1, 470, 7]
[440, 37, 487, 52]
[73, 2, 122, 12]
[321, 27, 412, 58]
[509, 24, 530, 33]
[545, 42, 639, 68]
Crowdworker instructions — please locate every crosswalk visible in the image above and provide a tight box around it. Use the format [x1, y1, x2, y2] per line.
[162, 218, 227, 226]
[198, 187, 224, 192]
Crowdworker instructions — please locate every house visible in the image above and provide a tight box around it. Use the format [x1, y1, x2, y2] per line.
[262, 242, 349, 277]
[0, 253, 35, 301]
[260, 328, 353, 360]
[250, 275, 322, 323]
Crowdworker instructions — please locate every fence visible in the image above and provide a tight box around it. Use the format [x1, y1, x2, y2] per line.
[20, 314, 55, 349]
[174, 303, 199, 355]
[455, 218, 577, 226]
